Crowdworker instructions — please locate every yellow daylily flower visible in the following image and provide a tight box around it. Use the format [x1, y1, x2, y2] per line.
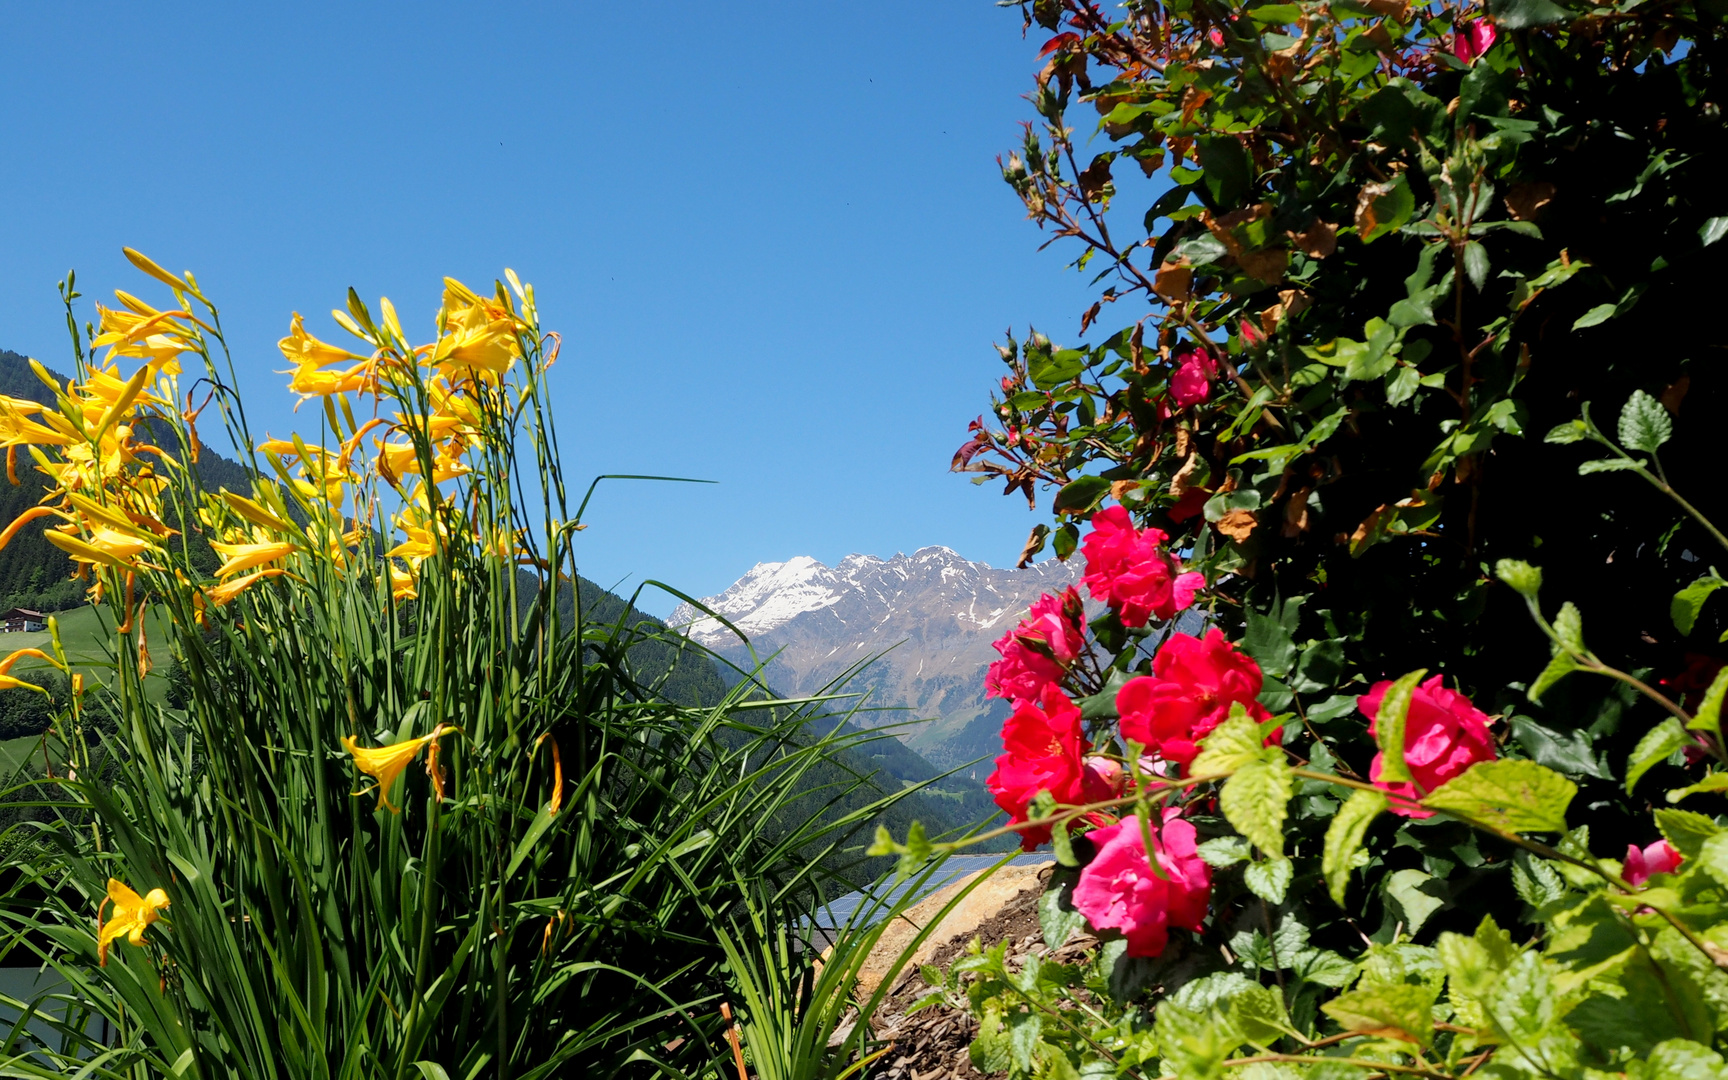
[388, 564, 417, 601]
[97, 878, 169, 966]
[85, 527, 154, 561]
[384, 524, 439, 568]
[75, 363, 167, 418]
[220, 491, 297, 534]
[39, 421, 161, 498]
[429, 278, 527, 379]
[341, 725, 458, 812]
[45, 527, 157, 571]
[278, 313, 366, 370]
[64, 493, 174, 540]
[203, 567, 288, 607]
[209, 539, 297, 578]
[288, 362, 375, 401]
[0, 396, 75, 447]
[0, 648, 58, 694]
[377, 439, 471, 485]
[384, 502, 446, 569]
[92, 296, 196, 373]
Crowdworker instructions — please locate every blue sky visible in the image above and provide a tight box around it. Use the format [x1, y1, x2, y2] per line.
[0, 2, 1105, 615]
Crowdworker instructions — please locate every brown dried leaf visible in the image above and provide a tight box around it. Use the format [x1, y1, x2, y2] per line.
[1214, 203, 1272, 231]
[1080, 301, 1103, 335]
[1504, 181, 1555, 222]
[1079, 156, 1114, 200]
[1179, 86, 1213, 126]
[1282, 490, 1312, 537]
[1355, 182, 1395, 236]
[1169, 453, 1203, 498]
[1238, 248, 1288, 284]
[1110, 479, 1141, 504]
[1349, 504, 1391, 552]
[1662, 375, 1690, 415]
[1288, 219, 1337, 259]
[1153, 263, 1193, 302]
[1216, 509, 1259, 542]
[1016, 525, 1049, 569]
[1200, 211, 1246, 258]
[1361, 0, 1408, 15]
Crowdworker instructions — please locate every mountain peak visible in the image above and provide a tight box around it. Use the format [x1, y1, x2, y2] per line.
[667, 549, 1086, 766]
[670, 548, 1073, 645]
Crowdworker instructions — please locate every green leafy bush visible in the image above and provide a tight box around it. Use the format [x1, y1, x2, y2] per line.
[873, 0, 1728, 1075]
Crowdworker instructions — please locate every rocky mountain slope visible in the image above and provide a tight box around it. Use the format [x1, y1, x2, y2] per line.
[670, 548, 1082, 769]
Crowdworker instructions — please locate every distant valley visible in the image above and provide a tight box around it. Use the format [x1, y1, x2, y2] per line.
[670, 547, 1081, 770]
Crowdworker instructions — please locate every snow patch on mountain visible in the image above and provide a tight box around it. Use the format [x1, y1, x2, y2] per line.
[669, 547, 1085, 766]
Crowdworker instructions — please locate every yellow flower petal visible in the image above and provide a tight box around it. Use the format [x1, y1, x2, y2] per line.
[45, 529, 143, 571]
[278, 313, 365, 369]
[98, 878, 168, 966]
[221, 492, 296, 534]
[208, 540, 297, 578]
[341, 725, 457, 812]
[204, 567, 288, 607]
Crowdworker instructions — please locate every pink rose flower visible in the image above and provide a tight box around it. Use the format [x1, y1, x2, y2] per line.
[985, 587, 1088, 702]
[1170, 350, 1218, 408]
[1624, 840, 1684, 888]
[1083, 755, 1125, 795]
[1073, 811, 1211, 957]
[1359, 674, 1497, 818]
[1080, 506, 1205, 629]
[987, 686, 1115, 852]
[1453, 19, 1497, 64]
[1116, 629, 1276, 772]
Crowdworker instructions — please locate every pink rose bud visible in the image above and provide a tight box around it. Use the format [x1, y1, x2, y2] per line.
[1623, 840, 1683, 888]
[1083, 755, 1126, 794]
[1170, 350, 1218, 408]
[1453, 19, 1497, 64]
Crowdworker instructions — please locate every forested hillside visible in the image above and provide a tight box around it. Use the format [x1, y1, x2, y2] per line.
[0, 349, 251, 612]
[559, 575, 1005, 867]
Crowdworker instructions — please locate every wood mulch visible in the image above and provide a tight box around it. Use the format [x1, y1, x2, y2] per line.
[863, 867, 1098, 1080]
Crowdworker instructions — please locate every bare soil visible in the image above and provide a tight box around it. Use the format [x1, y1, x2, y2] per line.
[865, 866, 1097, 1080]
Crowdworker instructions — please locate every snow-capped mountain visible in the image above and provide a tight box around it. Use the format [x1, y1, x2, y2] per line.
[669, 547, 1082, 768]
